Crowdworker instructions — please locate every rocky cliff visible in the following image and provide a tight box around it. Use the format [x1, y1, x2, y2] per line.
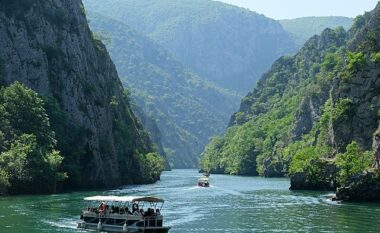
[0, 0, 161, 190]
[201, 2, 380, 191]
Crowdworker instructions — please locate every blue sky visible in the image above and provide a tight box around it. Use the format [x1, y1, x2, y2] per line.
[217, 0, 379, 19]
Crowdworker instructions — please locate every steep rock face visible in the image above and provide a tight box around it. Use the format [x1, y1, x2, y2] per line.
[201, 3, 380, 184]
[0, 0, 156, 188]
[83, 0, 297, 94]
[86, 12, 240, 168]
[132, 104, 171, 170]
[291, 94, 327, 141]
[328, 8, 380, 153]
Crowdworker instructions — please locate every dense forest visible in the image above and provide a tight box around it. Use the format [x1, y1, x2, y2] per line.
[201, 3, 380, 200]
[0, 0, 164, 194]
[86, 12, 240, 168]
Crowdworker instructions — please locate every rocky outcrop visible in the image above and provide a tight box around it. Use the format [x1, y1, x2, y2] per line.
[0, 0, 157, 189]
[290, 159, 338, 190]
[291, 93, 329, 141]
[263, 157, 284, 177]
[330, 69, 380, 153]
[336, 171, 380, 201]
[335, 129, 380, 201]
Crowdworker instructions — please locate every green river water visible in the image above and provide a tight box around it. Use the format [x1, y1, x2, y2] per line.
[1, 169, 380, 233]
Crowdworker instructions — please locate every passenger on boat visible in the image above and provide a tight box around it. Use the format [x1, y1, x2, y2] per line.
[140, 208, 145, 216]
[156, 209, 161, 215]
[98, 202, 106, 216]
[145, 208, 156, 217]
[146, 208, 152, 216]
[132, 202, 139, 213]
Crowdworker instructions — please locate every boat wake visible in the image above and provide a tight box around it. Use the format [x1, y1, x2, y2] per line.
[42, 218, 78, 230]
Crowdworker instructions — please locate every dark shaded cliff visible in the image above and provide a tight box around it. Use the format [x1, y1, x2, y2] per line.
[0, 0, 163, 191]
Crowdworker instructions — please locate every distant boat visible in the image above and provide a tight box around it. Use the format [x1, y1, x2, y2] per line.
[77, 195, 171, 232]
[203, 172, 210, 177]
[198, 177, 210, 187]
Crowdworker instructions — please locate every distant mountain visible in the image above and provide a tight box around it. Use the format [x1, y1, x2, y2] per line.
[83, 0, 297, 94]
[86, 12, 240, 168]
[280, 16, 353, 47]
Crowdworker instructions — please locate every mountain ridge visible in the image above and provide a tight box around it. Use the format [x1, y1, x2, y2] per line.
[83, 0, 297, 94]
[86, 11, 241, 168]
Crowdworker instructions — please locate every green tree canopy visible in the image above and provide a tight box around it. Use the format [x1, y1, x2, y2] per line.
[0, 82, 65, 194]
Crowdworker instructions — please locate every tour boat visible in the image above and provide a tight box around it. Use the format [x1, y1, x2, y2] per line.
[77, 195, 171, 233]
[198, 177, 210, 187]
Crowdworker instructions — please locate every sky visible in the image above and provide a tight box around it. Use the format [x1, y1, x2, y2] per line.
[217, 0, 379, 19]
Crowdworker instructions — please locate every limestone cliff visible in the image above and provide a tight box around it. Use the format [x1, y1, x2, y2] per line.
[201, 3, 380, 187]
[0, 0, 159, 189]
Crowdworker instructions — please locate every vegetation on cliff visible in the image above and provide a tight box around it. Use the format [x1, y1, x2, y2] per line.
[0, 0, 164, 194]
[201, 3, 380, 193]
[0, 82, 66, 194]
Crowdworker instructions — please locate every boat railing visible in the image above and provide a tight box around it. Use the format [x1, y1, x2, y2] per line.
[143, 215, 162, 228]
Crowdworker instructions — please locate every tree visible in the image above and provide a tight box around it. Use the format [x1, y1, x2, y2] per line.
[0, 81, 55, 148]
[0, 82, 66, 194]
[335, 141, 372, 185]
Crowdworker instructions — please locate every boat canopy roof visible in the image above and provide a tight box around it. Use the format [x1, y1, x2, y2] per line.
[84, 195, 164, 203]
[198, 177, 209, 181]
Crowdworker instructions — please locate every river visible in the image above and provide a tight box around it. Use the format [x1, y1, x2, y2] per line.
[1, 169, 380, 232]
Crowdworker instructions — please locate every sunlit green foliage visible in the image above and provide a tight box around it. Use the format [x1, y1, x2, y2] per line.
[370, 52, 380, 63]
[0, 82, 65, 194]
[321, 52, 343, 73]
[335, 141, 372, 185]
[139, 152, 165, 182]
[347, 52, 366, 73]
[201, 27, 348, 175]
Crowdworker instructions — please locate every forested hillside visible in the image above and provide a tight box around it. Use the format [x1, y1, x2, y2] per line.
[83, 0, 297, 94]
[201, 3, 380, 199]
[86, 12, 240, 168]
[280, 16, 353, 47]
[0, 0, 164, 194]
